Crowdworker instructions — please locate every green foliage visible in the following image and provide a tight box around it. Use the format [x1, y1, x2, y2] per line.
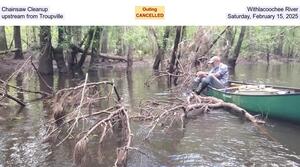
[5, 26, 39, 50]
[123, 27, 151, 55]
[237, 26, 300, 58]
[2, 26, 299, 60]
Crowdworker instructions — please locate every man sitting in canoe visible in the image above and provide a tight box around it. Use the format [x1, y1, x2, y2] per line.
[192, 56, 229, 94]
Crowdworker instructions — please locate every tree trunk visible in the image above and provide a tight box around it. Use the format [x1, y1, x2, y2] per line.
[77, 28, 94, 68]
[193, 27, 210, 67]
[101, 27, 108, 53]
[116, 27, 124, 56]
[127, 45, 133, 69]
[168, 26, 182, 74]
[32, 27, 37, 43]
[14, 26, 23, 59]
[228, 26, 246, 69]
[53, 47, 68, 73]
[275, 27, 284, 57]
[52, 26, 68, 73]
[58, 26, 64, 45]
[90, 26, 102, 66]
[72, 26, 82, 45]
[152, 26, 171, 70]
[287, 28, 295, 59]
[152, 49, 162, 70]
[266, 44, 270, 65]
[38, 26, 53, 74]
[0, 26, 8, 51]
[64, 27, 73, 45]
[222, 26, 234, 62]
[174, 26, 185, 85]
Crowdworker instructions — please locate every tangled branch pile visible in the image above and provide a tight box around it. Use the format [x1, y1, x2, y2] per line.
[134, 92, 265, 141]
[45, 75, 132, 167]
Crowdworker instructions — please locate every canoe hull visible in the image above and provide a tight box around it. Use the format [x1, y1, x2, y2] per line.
[207, 86, 300, 123]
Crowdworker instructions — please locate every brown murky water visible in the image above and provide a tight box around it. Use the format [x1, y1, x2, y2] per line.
[0, 63, 300, 167]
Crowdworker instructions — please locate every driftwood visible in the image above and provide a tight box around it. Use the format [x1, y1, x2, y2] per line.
[69, 43, 127, 71]
[83, 49, 127, 62]
[186, 95, 264, 123]
[0, 48, 19, 55]
[98, 53, 128, 62]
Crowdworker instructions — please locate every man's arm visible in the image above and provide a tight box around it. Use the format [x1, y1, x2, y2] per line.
[212, 66, 228, 79]
[196, 71, 208, 77]
[211, 72, 220, 78]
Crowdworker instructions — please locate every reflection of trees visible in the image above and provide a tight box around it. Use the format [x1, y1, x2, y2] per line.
[39, 74, 53, 94]
[148, 128, 186, 166]
[88, 69, 99, 83]
[57, 73, 67, 90]
[16, 73, 24, 102]
[126, 69, 134, 107]
[39, 74, 53, 118]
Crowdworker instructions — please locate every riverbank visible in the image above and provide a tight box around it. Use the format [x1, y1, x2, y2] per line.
[237, 52, 300, 64]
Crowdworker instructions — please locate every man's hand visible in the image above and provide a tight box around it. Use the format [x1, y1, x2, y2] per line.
[196, 71, 208, 77]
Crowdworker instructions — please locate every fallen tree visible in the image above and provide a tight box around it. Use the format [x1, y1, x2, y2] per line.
[42, 65, 271, 166]
[97, 53, 128, 62]
[132, 92, 265, 141]
[0, 48, 19, 55]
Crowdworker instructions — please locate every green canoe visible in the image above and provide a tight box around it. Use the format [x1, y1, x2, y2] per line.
[206, 81, 300, 123]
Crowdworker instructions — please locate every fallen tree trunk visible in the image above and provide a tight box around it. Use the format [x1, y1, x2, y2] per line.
[139, 93, 265, 141]
[186, 95, 264, 124]
[98, 53, 128, 62]
[0, 48, 19, 55]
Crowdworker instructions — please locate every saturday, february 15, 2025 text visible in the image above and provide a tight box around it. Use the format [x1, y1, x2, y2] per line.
[227, 6, 299, 20]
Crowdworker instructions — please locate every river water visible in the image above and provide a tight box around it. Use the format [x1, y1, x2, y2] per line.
[0, 62, 300, 167]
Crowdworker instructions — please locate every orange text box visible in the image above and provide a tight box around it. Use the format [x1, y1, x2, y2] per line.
[135, 6, 165, 20]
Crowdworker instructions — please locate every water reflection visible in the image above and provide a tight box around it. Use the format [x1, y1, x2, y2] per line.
[126, 69, 134, 108]
[233, 63, 300, 87]
[57, 73, 67, 90]
[39, 74, 53, 94]
[0, 63, 300, 166]
[15, 74, 24, 103]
